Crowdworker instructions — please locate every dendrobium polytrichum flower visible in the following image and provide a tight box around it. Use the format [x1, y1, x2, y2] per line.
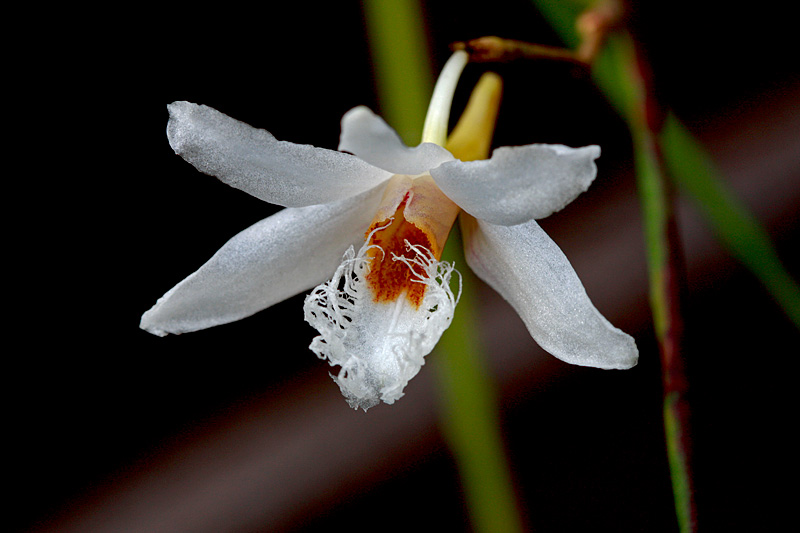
[141, 51, 638, 411]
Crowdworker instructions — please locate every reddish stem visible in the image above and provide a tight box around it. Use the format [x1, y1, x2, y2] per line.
[631, 39, 698, 532]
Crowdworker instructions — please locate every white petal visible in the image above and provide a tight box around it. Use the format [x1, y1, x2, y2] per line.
[167, 101, 393, 207]
[338, 106, 455, 174]
[461, 216, 638, 369]
[140, 185, 386, 336]
[430, 144, 601, 225]
[303, 239, 460, 411]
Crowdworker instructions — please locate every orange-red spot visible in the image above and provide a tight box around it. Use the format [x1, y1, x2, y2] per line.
[365, 199, 431, 309]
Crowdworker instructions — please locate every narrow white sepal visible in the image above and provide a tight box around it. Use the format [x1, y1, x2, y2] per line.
[140, 184, 386, 336]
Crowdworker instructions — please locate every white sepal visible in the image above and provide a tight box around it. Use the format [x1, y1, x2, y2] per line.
[140, 184, 386, 336]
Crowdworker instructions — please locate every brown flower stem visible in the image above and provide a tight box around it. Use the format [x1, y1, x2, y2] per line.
[452, 36, 588, 67]
[452, 2, 622, 66]
[575, 0, 623, 63]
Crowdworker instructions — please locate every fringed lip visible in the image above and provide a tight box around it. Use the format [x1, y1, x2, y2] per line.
[303, 226, 461, 411]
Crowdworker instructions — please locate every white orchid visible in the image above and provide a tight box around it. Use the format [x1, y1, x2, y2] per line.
[141, 52, 637, 411]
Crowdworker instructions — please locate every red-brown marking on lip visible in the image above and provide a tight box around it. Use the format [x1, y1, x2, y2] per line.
[364, 198, 431, 309]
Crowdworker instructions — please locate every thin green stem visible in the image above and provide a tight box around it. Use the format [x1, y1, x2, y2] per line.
[608, 30, 698, 533]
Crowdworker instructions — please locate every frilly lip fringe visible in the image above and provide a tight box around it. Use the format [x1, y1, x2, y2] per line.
[304, 232, 460, 411]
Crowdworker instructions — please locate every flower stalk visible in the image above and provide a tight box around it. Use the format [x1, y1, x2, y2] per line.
[452, 36, 586, 67]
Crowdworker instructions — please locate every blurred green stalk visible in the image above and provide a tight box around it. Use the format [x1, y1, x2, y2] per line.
[660, 115, 800, 326]
[439, 231, 524, 533]
[609, 34, 697, 531]
[363, 1, 523, 531]
[361, 0, 433, 145]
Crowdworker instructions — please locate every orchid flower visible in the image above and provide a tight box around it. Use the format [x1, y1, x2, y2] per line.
[141, 52, 638, 411]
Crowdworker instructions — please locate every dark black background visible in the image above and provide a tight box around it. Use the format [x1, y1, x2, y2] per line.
[12, 1, 798, 531]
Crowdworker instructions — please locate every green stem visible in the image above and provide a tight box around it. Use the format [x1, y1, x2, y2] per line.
[614, 31, 697, 532]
